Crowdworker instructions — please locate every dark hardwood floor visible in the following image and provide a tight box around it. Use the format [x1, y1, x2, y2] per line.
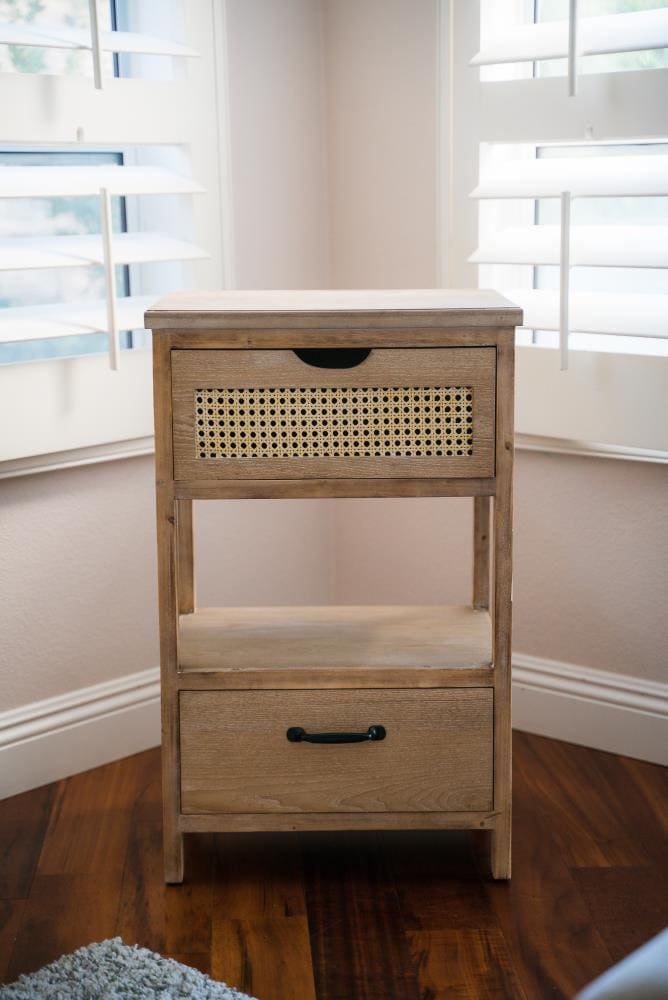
[1, 732, 666, 999]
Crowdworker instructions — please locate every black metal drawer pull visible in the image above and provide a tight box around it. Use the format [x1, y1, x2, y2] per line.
[286, 724, 386, 745]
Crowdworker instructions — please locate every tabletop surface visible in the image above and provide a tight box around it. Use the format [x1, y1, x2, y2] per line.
[146, 288, 523, 330]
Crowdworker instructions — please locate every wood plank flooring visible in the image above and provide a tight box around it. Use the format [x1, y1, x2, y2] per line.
[1, 732, 666, 999]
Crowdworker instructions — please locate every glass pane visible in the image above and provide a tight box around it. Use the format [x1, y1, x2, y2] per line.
[0, 0, 115, 77]
[539, 0, 667, 18]
[536, 0, 668, 77]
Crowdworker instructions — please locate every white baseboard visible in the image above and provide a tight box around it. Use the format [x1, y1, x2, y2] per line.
[0, 668, 160, 800]
[512, 653, 668, 766]
[1, 655, 665, 800]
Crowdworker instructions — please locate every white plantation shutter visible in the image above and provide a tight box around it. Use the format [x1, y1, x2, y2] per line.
[0, 0, 224, 470]
[0, 162, 207, 365]
[0, 164, 203, 197]
[0, 161, 208, 367]
[470, 148, 668, 366]
[473, 8, 668, 70]
[450, 1, 668, 457]
[470, 225, 668, 269]
[470, 153, 668, 199]
[0, 233, 208, 271]
[0, 21, 199, 58]
[0, 295, 156, 345]
[498, 289, 668, 340]
[0, 1, 199, 89]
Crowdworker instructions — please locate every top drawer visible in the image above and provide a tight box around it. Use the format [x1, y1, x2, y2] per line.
[171, 346, 496, 481]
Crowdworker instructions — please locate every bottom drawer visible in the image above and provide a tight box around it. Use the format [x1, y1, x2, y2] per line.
[179, 688, 493, 815]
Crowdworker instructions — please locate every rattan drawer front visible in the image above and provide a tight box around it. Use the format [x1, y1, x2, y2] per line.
[171, 347, 495, 480]
[179, 688, 493, 815]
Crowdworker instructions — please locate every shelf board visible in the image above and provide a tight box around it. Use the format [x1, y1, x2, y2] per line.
[178, 604, 493, 689]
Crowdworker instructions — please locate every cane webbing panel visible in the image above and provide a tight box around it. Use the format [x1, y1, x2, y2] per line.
[195, 386, 474, 460]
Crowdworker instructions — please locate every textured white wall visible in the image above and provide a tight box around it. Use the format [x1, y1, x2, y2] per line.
[0, 462, 334, 711]
[225, 0, 330, 288]
[323, 0, 438, 288]
[331, 498, 472, 606]
[195, 499, 333, 608]
[513, 451, 668, 681]
[0, 459, 159, 708]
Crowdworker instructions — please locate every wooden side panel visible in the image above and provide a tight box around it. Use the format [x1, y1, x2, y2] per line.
[171, 347, 495, 480]
[491, 339, 515, 879]
[152, 334, 184, 883]
[179, 689, 493, 815]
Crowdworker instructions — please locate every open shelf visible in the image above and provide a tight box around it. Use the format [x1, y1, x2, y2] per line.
[177, 604, 493, 689]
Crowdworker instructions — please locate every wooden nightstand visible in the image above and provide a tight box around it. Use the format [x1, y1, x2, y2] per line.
[145, 289, 521, 884]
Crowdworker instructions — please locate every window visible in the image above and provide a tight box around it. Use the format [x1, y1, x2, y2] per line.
[472, 140, 668, 362]
[0, 147, 206, 367]
[534, 0, 668, 79]
[446, 1, 668, 457]
[0, 149, 133, 364]
[476, 0, 668, 85]
[0, 2, 225, 471]
[0, 0, 115, 78]
[0, 0, 196, 83]
[532, 142, 668, 357]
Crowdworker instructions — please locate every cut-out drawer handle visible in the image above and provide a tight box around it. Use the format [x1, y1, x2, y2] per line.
[293, 348, 371, 369]
[286, 724, 386, 745]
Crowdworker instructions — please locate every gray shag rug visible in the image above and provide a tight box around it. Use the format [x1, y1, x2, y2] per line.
[0, 938, 258, 1000]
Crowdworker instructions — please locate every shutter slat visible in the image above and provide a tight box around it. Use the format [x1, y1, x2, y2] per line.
[0, 22, 198, 57]
[471, 225, 668, 268]
[508, 288, 668, 338]
[0, 295, 154, 344]
[472, 154, 668, 198]
[94, 29, 198, 58]
[472, 8, 668, 66]
[0, 233, 208, 271]
[0, 165, 203, 197]
[0, 23, 80, 48]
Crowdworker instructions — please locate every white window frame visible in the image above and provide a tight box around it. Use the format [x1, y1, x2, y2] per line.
[0, 0, 233, 478]
[439, 0, 668, 462]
